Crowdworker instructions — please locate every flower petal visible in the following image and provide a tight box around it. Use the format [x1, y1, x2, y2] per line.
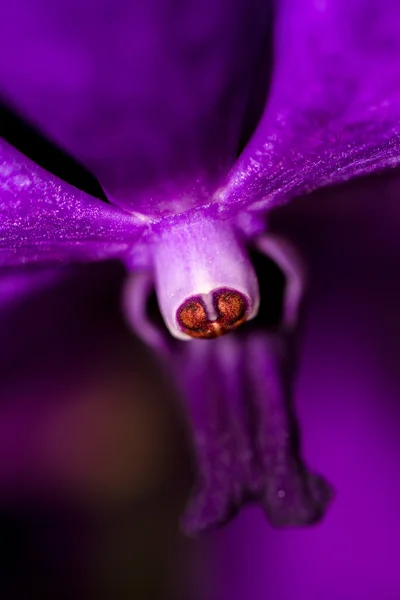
[0, 139, 144, 266]
[0, 0, 272, 215]
[224, 0, 400, 214]
[178, 331, 331, 535]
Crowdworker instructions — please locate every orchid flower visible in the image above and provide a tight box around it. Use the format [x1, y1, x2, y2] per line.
[0, 0, 399, 534]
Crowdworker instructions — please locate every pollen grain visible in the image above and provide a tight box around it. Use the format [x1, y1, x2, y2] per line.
[177, 289, 248, 340]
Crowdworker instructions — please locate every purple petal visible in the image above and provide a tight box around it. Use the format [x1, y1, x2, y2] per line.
[0, 0, 272, 215]
[177, 330, 331, 535]
[224, 0, 400, 214]
[0, 139, 144, 266]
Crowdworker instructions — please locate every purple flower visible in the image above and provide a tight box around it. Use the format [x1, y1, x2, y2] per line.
[0, 0, 399, 534]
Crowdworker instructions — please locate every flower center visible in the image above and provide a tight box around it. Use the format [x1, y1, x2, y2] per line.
[177, 289, 248, 339]
[143, 216, 259, 341]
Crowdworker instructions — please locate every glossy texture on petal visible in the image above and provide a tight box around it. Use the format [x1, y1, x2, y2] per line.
[224, 0, 400, 214]
[1, 0, 399, 222]
[0, 139, 144, 266]
[0, 0, 272, 215]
